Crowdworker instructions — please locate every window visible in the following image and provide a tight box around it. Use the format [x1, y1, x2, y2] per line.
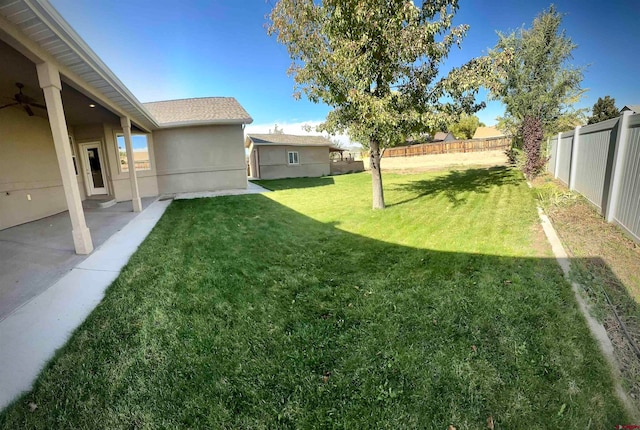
[116, 134, 151, 172]
[69, 135, 78, 175]
[288, 151, 299, 165]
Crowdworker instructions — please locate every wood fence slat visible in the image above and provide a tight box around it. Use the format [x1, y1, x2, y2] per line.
[381, 136, 511, 158]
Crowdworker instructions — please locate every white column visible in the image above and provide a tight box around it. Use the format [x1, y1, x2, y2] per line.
[569, 125, 581, 190]
[37, 62, 93, 254]
[120, 117, 142, 212]
[554, 132, 562, 179]
[606, 111, 633, 223]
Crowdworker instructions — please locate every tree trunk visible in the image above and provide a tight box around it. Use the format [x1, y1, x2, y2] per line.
[369, 139, 385, 209]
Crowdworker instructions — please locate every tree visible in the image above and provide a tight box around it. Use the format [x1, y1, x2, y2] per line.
[269, 0, 497, 209]
[489, 6, 585, 177]
[447, 113, 485, 139]
[269, 124, 285, 134]
[588, 96, 618, 124]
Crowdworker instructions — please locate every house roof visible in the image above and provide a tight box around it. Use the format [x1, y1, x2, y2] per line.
[0, 1, 252, 132]
[143, 98, 253, 127]
[0, 0, 158, 131]
[432, 131, 454, 142]
[621, 105, 640, 114]
[245, 133, 335, 148]
[472, 126, 505, 139]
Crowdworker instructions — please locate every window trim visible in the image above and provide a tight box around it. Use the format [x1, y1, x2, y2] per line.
[287, 151, 299, 165]
[115, 132, 152, 173]
[69, 135, 78, 176]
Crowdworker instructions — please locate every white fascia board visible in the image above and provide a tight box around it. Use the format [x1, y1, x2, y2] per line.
[25, 0, 159, 130]
[158, 118, 253, 129]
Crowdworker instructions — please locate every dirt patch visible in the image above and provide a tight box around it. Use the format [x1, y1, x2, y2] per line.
[365, 150, 509, 172]
[534, 175, 640, 412]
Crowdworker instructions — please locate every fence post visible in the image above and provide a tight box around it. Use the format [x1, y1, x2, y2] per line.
[554, 132, 562, 178]
[605, 111, 633, 223]
[569, 125, 580, 190]
[546, 137, 551, 172]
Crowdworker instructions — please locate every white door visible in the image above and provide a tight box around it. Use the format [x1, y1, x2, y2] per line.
[80, 142, 108, 195]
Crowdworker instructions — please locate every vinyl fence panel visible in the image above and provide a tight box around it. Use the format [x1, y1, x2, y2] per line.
[572, 118, 618, 213]
[556, 133, 573, 185]
[613, 114, 640, 242]
[547, 137, 558, 174]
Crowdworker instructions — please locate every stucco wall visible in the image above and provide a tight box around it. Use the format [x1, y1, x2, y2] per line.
[0, 109, 69, 230]
[152, 124, 247, 194]
[257, 145, 330, 180]
[330, 160, 365, 175]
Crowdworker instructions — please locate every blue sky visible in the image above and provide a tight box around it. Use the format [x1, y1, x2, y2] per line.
[50, 0, 640, 145]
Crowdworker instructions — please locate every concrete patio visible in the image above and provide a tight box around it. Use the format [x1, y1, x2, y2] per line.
[0, 197, 156, 321]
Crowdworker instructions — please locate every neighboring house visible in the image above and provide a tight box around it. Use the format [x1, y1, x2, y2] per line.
[431, 131, 456, 142]
[246, 134, 338, 179]
[0, 0, 252, 255]
[472, 126, 506, 139]
[621, 105, 640, 114]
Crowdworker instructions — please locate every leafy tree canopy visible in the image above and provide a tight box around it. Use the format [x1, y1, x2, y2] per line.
[587, 96, 618, 124]
[489, 5, 586, 139]
[489, 5, 585, 177]
[269, 0, 502, 208]
[447, 113, 485, 139]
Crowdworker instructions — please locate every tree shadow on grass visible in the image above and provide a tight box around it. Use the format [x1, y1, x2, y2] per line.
[252, 176, 335, 191]
[388, 166, 522, 207]
[0, 193, 631, 428]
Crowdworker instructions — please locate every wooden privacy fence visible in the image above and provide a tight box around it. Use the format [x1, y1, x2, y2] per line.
[383, 136, 511, 158]
[547, 111, 640, 243]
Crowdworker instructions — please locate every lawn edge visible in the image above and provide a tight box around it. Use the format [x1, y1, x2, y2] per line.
[535, 200, 639, 420]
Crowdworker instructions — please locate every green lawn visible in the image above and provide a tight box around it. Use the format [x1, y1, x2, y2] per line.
[0, 167, 628, 428]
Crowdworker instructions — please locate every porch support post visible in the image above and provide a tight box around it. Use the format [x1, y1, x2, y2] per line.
[120, 116, 142, 212]
[37, 62, 93, 254]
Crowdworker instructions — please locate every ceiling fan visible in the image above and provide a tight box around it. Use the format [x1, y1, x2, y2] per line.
[0, 82, 46, 116]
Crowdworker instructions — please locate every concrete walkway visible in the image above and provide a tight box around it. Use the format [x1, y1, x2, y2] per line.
[173, 181, 271, 200]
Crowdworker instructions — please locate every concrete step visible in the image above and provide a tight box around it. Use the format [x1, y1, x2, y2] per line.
[83, 196, 117, 209]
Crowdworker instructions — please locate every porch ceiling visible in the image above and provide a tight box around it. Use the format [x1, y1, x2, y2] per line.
[0, 0, 158, 131]
[0, 39, 133, 127]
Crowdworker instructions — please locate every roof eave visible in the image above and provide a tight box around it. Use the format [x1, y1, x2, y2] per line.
[158, 118, 253, 129]
[20, 0, 160, 131]
[248, 141, 334, 147]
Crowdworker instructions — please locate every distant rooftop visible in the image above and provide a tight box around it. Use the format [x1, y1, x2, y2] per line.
[472, 126, 505, 139]
[246, 133, 336, 148]
[143, 97, 253, 127]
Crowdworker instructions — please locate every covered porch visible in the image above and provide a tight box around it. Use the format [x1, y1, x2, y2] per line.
[0, 7, 159, 256]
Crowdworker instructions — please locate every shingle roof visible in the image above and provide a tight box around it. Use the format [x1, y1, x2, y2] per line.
[472, 126, 505, 139]
[432, 131, 450, 141]
[143, 97, 252, 127]
[246, 133, 334, 148]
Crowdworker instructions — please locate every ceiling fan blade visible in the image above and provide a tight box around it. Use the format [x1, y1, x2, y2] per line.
[31, 103, 47, 110]
[0, 102, 19, 110]
[24, 104, 34, 116]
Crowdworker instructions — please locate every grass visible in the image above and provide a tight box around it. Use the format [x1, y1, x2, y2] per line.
[0, 167, 629, 428]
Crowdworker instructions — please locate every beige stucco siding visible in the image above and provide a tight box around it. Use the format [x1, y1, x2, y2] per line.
[0, 109, 69, 230]
[257, 145, 329, 180]
[153, 124, 247, 194]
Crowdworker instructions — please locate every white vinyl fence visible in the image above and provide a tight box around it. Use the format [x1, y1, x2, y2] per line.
[547, 111, 640, 243]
